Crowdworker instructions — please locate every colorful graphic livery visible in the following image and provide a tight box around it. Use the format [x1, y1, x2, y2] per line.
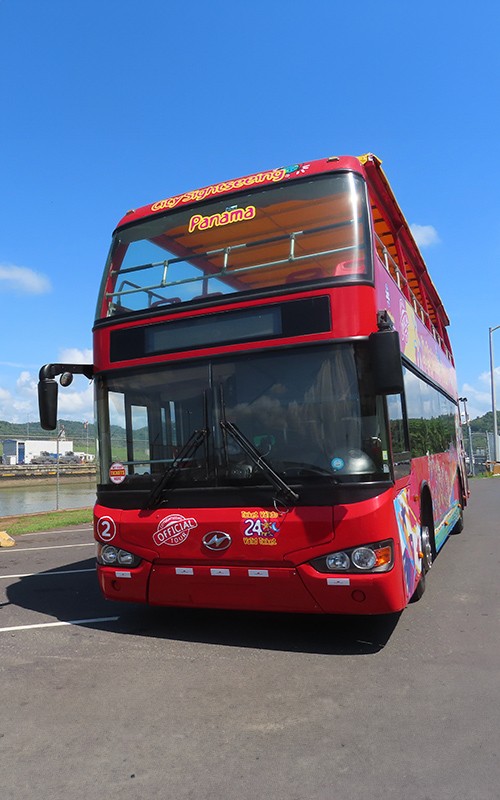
[38, 153, 468, 614]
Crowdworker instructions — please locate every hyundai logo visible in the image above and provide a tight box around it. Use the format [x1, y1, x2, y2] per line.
[202, 531, 232, 551]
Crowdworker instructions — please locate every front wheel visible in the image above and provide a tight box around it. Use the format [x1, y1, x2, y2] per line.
[420, 523, 434, 572]
[410, 567, 426, 602]
[410, 510, 435, 603]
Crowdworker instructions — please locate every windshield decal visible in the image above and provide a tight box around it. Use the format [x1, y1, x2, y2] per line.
[109, 462, 126, 484]
[188, 205, 256, 233]
[153, 514, 198, 547]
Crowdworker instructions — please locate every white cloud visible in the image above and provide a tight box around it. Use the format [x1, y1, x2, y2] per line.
[17, 371, 36, 391]
[59, 347, 93, 363]
[410, 224, 441, 248]
[57, 382, 94, 416]
[0, 378, 37, 422]
[0, 263, 51, 294]
[0, 360, 40, 369]
[459, 366, 500, 419]
[0, 346, 94, 422]
[13, 372, 38, 415]
[0, 368, 94, 424]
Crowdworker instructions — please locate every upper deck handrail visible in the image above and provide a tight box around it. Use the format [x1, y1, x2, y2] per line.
[106, 219, 359, 304]
[105, 222, 452, 363]
[110, 220, 352, 278]
[112, 243, 359, 301]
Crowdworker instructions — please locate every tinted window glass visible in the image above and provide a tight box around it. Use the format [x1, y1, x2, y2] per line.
[404, 367, 457, 457]
[387, 393, 408, 454]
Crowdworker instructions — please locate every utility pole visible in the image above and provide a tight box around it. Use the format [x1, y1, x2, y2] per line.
[489, 325, 500, 464]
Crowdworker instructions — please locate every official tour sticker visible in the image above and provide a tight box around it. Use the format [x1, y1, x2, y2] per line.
[152, 514, 198, 547]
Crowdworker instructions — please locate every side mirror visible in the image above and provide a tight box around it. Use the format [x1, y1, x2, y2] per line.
[369, 330, 404, 395]
[38, 378, 58, 430]
[37, 362, 94, 431]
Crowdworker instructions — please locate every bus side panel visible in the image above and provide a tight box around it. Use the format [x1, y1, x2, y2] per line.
[303, 488, 409, 614]
[393, 485, 423, 605]
[409, 452, 462, 553]
[374, 260, 456, 396]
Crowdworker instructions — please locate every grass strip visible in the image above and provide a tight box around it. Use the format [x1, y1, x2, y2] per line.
[1, 508, 93, 536]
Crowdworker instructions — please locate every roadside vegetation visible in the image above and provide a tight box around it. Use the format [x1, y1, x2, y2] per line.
[1, 508, 93, 536]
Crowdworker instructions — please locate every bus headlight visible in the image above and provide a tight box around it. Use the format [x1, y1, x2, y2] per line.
[325, 551, 350, 571]
[97, 544, 142, 568]
[351, 547, 377, 570]
[310, 540, 393, 574]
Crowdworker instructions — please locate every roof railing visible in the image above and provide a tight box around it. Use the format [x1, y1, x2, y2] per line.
[106, 221, 359, 305]
[375, 234, 451, 361]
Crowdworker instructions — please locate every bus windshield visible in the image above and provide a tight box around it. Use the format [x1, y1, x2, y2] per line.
[98, 172, 371, 317]
[95, 343, 389, 490]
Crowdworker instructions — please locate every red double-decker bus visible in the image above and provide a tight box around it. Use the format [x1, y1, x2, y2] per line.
[39, 153, 468, 614]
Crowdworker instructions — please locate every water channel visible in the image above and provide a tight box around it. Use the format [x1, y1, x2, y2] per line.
[0, 478, 97, 517]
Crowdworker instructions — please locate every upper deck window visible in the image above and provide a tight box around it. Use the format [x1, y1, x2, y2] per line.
[97, 172, 371, 318]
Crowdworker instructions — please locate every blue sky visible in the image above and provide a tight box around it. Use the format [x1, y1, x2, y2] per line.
[1, 0, 499, 424]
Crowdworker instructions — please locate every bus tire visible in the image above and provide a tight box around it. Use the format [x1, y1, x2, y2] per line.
[420, 521, 434, 572]
[410, 567, 426, 602]
[410, 499, 435, 603]
[451, 473, 465, 534]
[452, 506, 464, 534]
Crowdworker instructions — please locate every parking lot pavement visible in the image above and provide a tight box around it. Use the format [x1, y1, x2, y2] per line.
[0, 524, 397, 649]
[1, 482, 499, 800]
[0, 525, 121, 632]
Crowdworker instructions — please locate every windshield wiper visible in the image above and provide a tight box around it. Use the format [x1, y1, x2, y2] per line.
[220, 419, 299, 507]
[144, 428, 208, 509]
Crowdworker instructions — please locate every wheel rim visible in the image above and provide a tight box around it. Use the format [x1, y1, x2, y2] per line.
[421, 524, 433, 571]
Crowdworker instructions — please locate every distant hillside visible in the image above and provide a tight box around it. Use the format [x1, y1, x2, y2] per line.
[468, 411, 500, 433]
[0, 409, 497, 445]
[0, 419, 96, 441]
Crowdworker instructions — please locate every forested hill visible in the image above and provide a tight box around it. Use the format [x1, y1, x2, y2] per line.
[0, 419, 96, 440]
[465, 411, 500, 433]
[0, 410, 498, 441]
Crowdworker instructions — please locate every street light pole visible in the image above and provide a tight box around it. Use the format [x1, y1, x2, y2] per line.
[489, 325, 500, 464]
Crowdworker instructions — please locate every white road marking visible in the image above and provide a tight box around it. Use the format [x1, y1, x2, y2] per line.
[0, 617, 119, 633]
[14, 527, 93, 537]
[0, 568, 95, 580]
[6, 543, 94, 553]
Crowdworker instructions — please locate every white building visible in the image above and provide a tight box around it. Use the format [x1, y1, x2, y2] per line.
[73, 451, 95, 463]
[1, 439, 74, 465]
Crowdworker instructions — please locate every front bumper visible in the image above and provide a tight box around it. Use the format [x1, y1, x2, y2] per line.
[97, 558, 405, 615]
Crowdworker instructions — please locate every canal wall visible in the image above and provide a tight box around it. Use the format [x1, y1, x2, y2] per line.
[0, 465, 97, 484]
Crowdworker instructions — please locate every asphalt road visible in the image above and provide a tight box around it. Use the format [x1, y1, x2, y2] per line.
[1, 478, 499, 800]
